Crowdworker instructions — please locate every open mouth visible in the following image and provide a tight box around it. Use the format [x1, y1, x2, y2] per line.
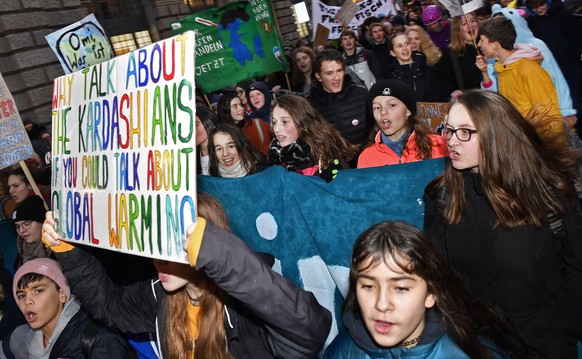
[25, 311, 37, 323]
[374, 320, 394, 334]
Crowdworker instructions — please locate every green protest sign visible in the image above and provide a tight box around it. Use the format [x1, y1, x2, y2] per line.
[172, 0, 289, 93]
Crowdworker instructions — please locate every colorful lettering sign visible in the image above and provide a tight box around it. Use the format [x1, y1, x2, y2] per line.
[416, 102, 451, 133]
[0, 72, 35, 170]
[171, 0, 289, 93]
[50, 32, 197, 263]
[45, 14, 114, 75]
[312, 0, 396, 39]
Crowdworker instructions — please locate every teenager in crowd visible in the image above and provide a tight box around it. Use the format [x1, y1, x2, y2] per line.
[208, 123, 266, 178]
[325, 221, 533, 358]
[245, 81, 272, 124]
[358, 80, 447, 168]
[269, 95, 357, 181]
[217, 93, 272, 156]
[424, 90, 582, 358]
[13, 195, 51, 268]
[7, 170, 32, 206]
[291, 47, 316, 96]
[41, 193, 332, 359]
[12, 258, 128, 358]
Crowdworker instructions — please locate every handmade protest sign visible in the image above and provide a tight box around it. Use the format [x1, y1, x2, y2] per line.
[46, 14, 114, 75]
[312, 0, 396, 39]
[50, 32, 197, 263]
[416, 102, 450, 133]
[171, 0, 289, 93]
[0, 72, 35, 170]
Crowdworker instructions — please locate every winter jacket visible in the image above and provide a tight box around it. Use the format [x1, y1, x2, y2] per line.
[11, 296, 128, 359]
[239, 117, 272, 156]
[385, 53, 436, 102]
[484, 4, 576, 117]
[494, 44, 563, 137]
[307, 76, 370, 146]
[343, 47, 376, 89]
[424, 172, 582, 358]
[436, 45, 483, 96]
[358, 131, 447, 168]
[0, 269, 25, 359]
[53, 221, 332, 359]
[324, 310, 508, 358]
[369, 40, 392, 80]
[246, 81, 272, 124]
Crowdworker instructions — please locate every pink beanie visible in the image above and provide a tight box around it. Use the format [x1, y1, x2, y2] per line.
[13, 258, 71, 301]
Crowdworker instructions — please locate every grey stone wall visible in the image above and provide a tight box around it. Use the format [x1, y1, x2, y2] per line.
[0, 0, 88, 127]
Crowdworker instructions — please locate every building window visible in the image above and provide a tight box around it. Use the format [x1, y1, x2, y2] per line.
[292, 4, 310, 38]
[110, 31, 153, 56]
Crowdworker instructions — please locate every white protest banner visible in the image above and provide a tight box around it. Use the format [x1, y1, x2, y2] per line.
[312, 0, 396, 39]
[45, 14, 114, 75]
[0, 72, 35, 170]
[50, 31, 197, 263]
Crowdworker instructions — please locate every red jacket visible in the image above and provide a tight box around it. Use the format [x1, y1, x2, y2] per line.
[241, 118, 272, 156]
[357, 131, 447, 168]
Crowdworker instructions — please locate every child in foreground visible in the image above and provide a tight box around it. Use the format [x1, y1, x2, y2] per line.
[324, 221, 534, 359]
[12, 258, 128, 358]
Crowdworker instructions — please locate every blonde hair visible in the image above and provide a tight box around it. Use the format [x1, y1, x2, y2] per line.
[405, 25, 442, 66]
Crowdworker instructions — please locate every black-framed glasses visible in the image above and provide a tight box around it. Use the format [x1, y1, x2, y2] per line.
[15, 220, 33, 232]
[441, 127, 478, 142]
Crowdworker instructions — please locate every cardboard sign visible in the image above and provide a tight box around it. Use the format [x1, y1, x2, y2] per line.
[50, 32, 197, 263]
[0, 72, 35, 170]
[416, 102, 451, 133]
[313, 24, 331, 49]
[45, 14, 114, 75]
[334, 0, 360, 26]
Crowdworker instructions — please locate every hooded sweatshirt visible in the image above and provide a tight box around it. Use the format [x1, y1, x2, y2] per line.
[246, 81, 272, 124]
[484, 4, 575, 117]
[324, 310, 509, 358]
[494, 44, 563, 137]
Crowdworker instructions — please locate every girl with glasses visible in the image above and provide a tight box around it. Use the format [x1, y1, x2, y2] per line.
[13, 195, 51, 268]
[424, 89, 582, 358]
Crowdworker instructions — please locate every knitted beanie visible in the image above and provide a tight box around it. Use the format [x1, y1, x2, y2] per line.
[13, 258, 71, 301]
[367, 79, 417, 116]
[13, 195, 46, 223]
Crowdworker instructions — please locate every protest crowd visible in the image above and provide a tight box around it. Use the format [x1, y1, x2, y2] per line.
[1, 0, 582, 357]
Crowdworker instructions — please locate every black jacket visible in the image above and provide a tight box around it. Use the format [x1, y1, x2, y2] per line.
[424, 172, 582, 359]
[55, 222, 332, 358]
[49, 310, 129, 359]
[307, 76, 370, 146]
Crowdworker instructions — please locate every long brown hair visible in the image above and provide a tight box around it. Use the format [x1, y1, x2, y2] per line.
[345, 221, 534, 358]
[450, 13, 478, 57]
[165, 193, 233, 359]
[426, 89, 578, 228]
[291, 47, 316, 88]
[271, 95, 358, 167]
[405, 25, 442, 66]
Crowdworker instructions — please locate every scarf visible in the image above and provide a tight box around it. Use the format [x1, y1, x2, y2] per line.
[218, 160, 248, 178]
[268, 138, 314, 172]
[381, 131, 408, 157]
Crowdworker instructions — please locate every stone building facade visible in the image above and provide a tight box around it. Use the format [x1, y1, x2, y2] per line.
[0, 0, 300, 129]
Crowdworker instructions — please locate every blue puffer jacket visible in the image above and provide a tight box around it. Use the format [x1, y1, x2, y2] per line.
[324, 310, 509, 359]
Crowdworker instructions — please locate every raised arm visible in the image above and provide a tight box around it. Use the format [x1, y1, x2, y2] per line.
[186, 218, 332, 358]
[42, 212, 159, 334]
